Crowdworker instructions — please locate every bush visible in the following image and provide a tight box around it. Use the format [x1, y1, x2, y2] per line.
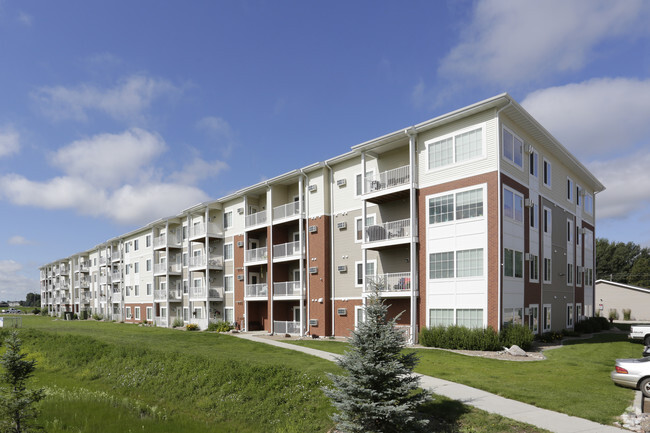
[171, 317, 184, 328]
[574, 316, 611, 334]
[207, 321, 233, 333]
[186, 323, 199, 331]
[608, 309, 619, 321]
[419, 325, 501, 351]
[32, 308, 40, 315]
[499, 324, 534, 351]
[92, 313, 103, 321]
[72, 313, 78, 320]
[535, 331, 564, 343]
[623, 309, 632, 320]
[40, 309, 48, 316]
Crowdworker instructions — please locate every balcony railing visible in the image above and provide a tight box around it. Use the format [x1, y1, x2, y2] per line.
[245, 211, 268, 228]
[112, 291, 122, 302]
[364, 219, 411, 244]
[153, 262, 182, 275]
[245, 246, 267, 263]
[272, 201, 302, 221]
[274, 320, 301, 335]
[112, 251, 122, 262]
[188, 255, 224, 270]
[189, 222, 222, 239]
[98, 256, 109, 266]
[59, 266, 69, 275]
[363, 165, 410, 195]
[80, 293, 91, 304]
[153, 232, 181, 249]
[245, 283, 268, 298]
[189, 286, 223, 300]
[154, 289, 182, 301]
[155, 317, 167, 327]
[99, 275, 110, 285]
[111, 271, 122, 282]
[364, 272, 412, 293]
[78, 278, 90, 289]
[273, 281, 303, 297]
[78, 263, 90, 273]
[272, 241, 301, 260]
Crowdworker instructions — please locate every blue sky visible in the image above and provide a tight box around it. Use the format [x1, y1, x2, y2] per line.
[1, 0, 649, 300]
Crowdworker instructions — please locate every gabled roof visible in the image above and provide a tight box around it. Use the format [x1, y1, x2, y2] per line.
[595, 279, 650, 295]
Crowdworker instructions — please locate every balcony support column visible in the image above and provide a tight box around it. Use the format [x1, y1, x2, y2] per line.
[407, 127, 418, 344]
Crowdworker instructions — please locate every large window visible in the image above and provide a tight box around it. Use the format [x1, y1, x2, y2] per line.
[456, 249, 483, 277]
[429, 252, 454, 279]
[429, 188, 483, 225]
[504, 248, 523, 278]
[502, 127, 523, 168]
[456, 309, 483, 328]
[503, 188, 523, 223]
[428, 127, 483, 170]
[355, 215, 376, 242]
[429, 309, 453, 327]
[584, 194, 593, 215]
[503, 308, 523, 326]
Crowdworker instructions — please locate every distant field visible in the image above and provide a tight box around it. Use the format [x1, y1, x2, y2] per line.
[1, 316, 551, 432]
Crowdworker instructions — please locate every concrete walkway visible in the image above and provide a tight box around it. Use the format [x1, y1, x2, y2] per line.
[233, 333, 628, 433]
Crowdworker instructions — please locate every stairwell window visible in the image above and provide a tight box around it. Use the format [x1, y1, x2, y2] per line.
[543, 159, 552, 187]
[584, 193, 594, 215]
[456, 249, 483, 278]
[544, 258, 552, 282]
[224, 243, 233, 261]
[224, 275, 234, 293]
[427, 125, 484, 171]
[567, 178, 574, 202]
[503, 188, 523, 223]
[502, 127, 523, 169]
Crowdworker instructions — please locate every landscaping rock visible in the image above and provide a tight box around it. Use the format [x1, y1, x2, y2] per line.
[504, 345, 527, 356]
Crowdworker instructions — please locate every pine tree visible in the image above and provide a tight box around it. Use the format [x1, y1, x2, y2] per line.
[0, 331, 45, 433]
[323, 291, 430, 432]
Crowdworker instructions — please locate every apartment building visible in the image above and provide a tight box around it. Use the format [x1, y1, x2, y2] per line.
[40, 93, 604, 342]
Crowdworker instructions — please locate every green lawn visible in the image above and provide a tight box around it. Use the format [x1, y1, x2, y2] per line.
[290, 332, 640, 425]
[1, 316, 552, 433]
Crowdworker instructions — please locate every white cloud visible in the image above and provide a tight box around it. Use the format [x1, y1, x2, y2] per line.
[438, 0, 650, 87]
[0, 260, 38, 301]
[521, 78, 650, 159]
[0, 125, 20, 158]
[7, 236, 34, 246]
[196, 116, 237, 157]
[51, 128, 166, 188]
[32, 74, 181, 122]
[0, 174, 101, 212]
[169, 157, 228, 186]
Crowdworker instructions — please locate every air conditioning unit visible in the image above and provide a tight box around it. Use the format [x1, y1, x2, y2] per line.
[308, 184, 317, 192]
[336, 179, 346, 187]
[309, 319, 318, 326]
[337, 265, 347, 272]
[524, 198, 534, 208]
[308, 225, 318, 233]
[237, 275, 244, 281]
[237, 207, 244, 214]
[237, 241, 244, 247]
[337, 221, 347, 229]
[309, 267, 318, 274]
[524, 253, 530, 261]
[337, 308, 347, 316]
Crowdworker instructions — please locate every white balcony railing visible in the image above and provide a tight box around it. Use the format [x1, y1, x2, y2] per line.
[154, 289, 182, 301]
[245, 246, 267, 263]
[245, 211, 268, 228]
[245, 283, 268, 298]
[364, 165, 410, 195]
[98, 256, 108, 266]
[274, 320, 301, 335]
[80, 292, 91, 304]
[153, 232, 181, 249]
[273, 281, 303, 297]
[59, 266, 69, 275]
[112, 251, 122, 262]
[272, 201, 302, 221]
[78, 278, 90, 289]
[364, 272, 412, 293]
[111, 271, 122, 282]
[78, 262, 90, 272]
[153, 262, 182, 274]
[99, 275, 110, 285]
[112, 291, 122, 302]
[155, 317, 167, 327]
[365, 219, 411, 244]
[189, 222, 222, 239]
[272, 241, 301, 260]
[189, 286, 223, 300]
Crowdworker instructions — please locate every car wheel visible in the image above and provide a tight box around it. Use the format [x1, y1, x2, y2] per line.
[645, 335, 650, 347]
[640, 378, 650, 398]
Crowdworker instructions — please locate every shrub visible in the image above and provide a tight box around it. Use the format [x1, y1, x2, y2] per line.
[32, 308, 40, 315]
[623, 309, 632, 320]
[207, 321, 233, 333]
[171, 317, 184, 328]
[499, 324, 534, 351]
[185, 323, 199, 331]
[608, 309, 619, 321]
[535, 331, 564, 343]
[40, 309, 48, 317]
[92, 313, 103, 321]
[72, 313, 78, 320]
[419, 325, 501, 351]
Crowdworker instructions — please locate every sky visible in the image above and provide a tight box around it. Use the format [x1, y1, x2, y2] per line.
[0, 0, 649, 301]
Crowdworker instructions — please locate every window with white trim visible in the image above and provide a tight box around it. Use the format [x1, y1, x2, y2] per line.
[576, 185, 582, 206]
[576, 303, 583, 322]
[428, 126, 484, 170]
[543, 159, 552, 187]
[224, 243, 233, 261]
[456, 309, 483, 328]
[543, 207, 552, 234]
[528, 304, 539, 334]
[355, 261, 376, 287]
[224, 307, 234, 324]
[504, 248, 523, 278]
[134, 239, 139, 251]
[567, 304, 574, 328]
[503, 188, 523, 223]
[429, 309, 453, 327]
[544, 258, 552, 282]
[529, 254, 539, 281]
[429, 188, 484, 224]
[567, 263, 573, 285]
[146, 235, 151, 248]
[429, 252, 454, 279]
[355, 215, 376, 242]
[355, 171, 374, 196]
[530, 203, 538, 229]
[543, 305, 552, 332]
[223, 211, 232, 229]
[567, 178, 574, 202]
[503, 308, 523, 326]
[146, 306, 152, 321]
[567, 219, 573, 242]
[146, 283, 152, 296]
[224, 275, 234, 293]
[584, 193, 593, 215]
[529, 150, 538, 177]
[502, 127, 523, 168]
[134, 307, 141, 320]
[456, 249, 483, 278]
[126, 307, 132, 319]
[146, 259, 151, 272]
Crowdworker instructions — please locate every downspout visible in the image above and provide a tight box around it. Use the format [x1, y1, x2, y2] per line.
[361, 152, 367, 309]
[495, 100, 512, 330]
[267, 183, 273, 335]
[299, 169, 309, 337]
[405, 126, 417, 344]
[324, 161, 335, 337]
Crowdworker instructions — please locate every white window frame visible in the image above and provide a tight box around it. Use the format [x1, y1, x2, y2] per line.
[183, 307, 189, 322]
[501, 125, 524, 170]
[584, 193, 594, 216]
[576, 303, 583, 322]
[355, 170, 374, 197]
[146, 259, 151, 272]
[355, 260, 377, 288]
[543, 304, 552, 332]
[224, 243, 234, 261]
[134, 307, 141, 320]
[224, 275, 234, 293]
[146, 306, 152, 321]
[567, 262, 574, 286]
[224, 307, 234, 324]
[543, 258, 552, 283]
[503, 187, 524, 224]
[354, 213, 376, 243]
[543, 158, 552, 187]
[530, 203, 538, 230]
[529, 149, 538, 177]
[528, 304, 539, 334]
[576, 184, 583, 207]
[146, 283, 152, 296]
[567, 219, 573, 243]
[543, 207, 552, 234]
[426, 124, 486, 172]
[427, 186, 485, 226]
[126, 307, 132, 319]
[567, 304, 574, 328]
[567, 177, 574, 202]
[354, 305, 366, 329]
[529, 254, 539, 282]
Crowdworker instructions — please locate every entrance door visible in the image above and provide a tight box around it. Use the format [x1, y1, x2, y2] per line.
[292, 306, 301, 323]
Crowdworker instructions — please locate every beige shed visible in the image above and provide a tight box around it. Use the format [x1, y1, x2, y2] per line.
[595, 280, 650, 321]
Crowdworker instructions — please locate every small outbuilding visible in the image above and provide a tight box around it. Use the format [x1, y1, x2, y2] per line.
[595, 280, 650, 321]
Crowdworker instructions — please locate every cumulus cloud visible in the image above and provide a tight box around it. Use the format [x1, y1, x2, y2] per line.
[438, 0, 650, 87]
[7, 236, 34, 246]
[32, 74, 181, 122]
[196, 116, 237, 157]
[0, 260, 38, 301]
[169, 157, 228, 186]
[521, 78, 650, 159]
[0, 125, 20, 158]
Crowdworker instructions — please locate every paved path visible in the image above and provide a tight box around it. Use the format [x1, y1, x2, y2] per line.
[233, 333, 628, 433]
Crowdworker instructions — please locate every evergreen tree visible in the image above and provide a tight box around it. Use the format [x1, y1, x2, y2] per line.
[0, 331, 44, 433]
[323, 292, 429, 433]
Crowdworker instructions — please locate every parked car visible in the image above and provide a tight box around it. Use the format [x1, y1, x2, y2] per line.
[629, 325, 650, 346]
[2, 308, 21, 314]
[611, 357, 650, 397]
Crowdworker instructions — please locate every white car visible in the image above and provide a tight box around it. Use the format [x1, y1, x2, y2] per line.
[3, 308, 21, 314]
[629, 325, 650, 346]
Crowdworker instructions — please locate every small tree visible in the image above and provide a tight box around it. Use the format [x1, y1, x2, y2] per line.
[0, 331, 45, 433]
[323, 292, 429, 432]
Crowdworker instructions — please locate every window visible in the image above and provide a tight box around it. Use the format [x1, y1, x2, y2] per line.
[503, 308, 523, 326]
[224, 307, 234, 324]
[146, 259, 151, 272]
[543, 159, 551, 187]
[584, 194, 593, 215]
[160, 307, 167, 318]
[567, 178, 574, 202]
[146, 235, 151, 248]
[429, 252, 454, 279]
[503, 249, 523, 278]
[355, 171, 373, 196]
[567, 304, 574, 328]
[577, 266, 583, 285]
[134, 262, 139, 273]
[125, 265, 130, 275]
[134, 307, 141, 320]
[355, 215, 375, 242]
[183, 253, 187, 267]
[355, 305, 366, 329]
[584, 268, 593, 287]
[126, 286, 131, 296]
[126, 307, 132, 319]
[456, 309, 483, 328]
[528, 305, 539, 334]
[543, 208, 551, 234]
[529, 254, 539, 281]
[428, 126, 483, 170]
[429, 309, 453, 327]
[576, 185, 582, 206]
[146, 283, 152, 296]
[576, 226, 581, 246]
[429, 188, 484, 225]
[529, 150, 538, 177]
[224, 275, 234, 293]
[429, 194, 454, 224]
[544, 258, 552, 282]
[146, 307, 152, 321]
[125, 243, 130, 253]
[567, 219, 573, 242]
[567, 263, 573, 285]
[576, 304, 583, 322]
[134, 239, 139, 251]
[193, 307, 202, 319]
[543, 305, 551, 332]
[530, 203, 538, 229]
[182, 225, 188, 240]
[456, 249, 483, 277]
[223, 211, 232, 229]
[355, 261, 376, 287]
[502, 127, 523, 168]
[224, 243, 233, 261]
[503, 188, 523, 223]
[134, 285, 139, 296]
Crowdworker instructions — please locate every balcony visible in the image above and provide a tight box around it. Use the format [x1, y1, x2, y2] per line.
[153, 232, 181, 249]
[274, 320, 300, 335]
[78, 278, 90, 289]
[245, 283, 268, 299]
[54, 296, 61, 304]
[112, 251, 122, 262]
[80, 292, 91, 304]
[364, 272, 412, 297]
[59, 266, 69, 276]
[112, 291, 122, 302]
[363, 218, 412, 248]
[272, 201, 302, 222]
[154, 289, 182, 302]
[61, 296, 70, 304]
[363, 165, 410, 201]
[78, 263, 90, 273]
[272, 241, 302, 262]
[272, 281, 303, 298]
[189, 285, 223, 301]
[153, 262, 182, 276]
[188, 255, 224, 271]
[99, 275, 110, 285]
[188, 222, 223, 240]
[98, 256, 109, 266]
[111, 271, 122, 282]
[245, 211, 268, 229]
[245, 246, 268, 264]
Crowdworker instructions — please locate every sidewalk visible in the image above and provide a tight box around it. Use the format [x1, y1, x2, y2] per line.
[233, 333, 628, 433]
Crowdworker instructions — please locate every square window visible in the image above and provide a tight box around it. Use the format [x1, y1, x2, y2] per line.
[429, 309, 453, 327]
[430, 252, 454, 279]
